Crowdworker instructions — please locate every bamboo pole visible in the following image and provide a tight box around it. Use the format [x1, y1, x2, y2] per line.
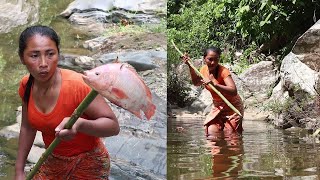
[26, 90, 99, 180]
[312, 128, 320, 137]
[171, 40, 242, 117]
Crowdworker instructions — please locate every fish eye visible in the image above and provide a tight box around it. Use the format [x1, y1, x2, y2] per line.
[95, 72, 100, 76]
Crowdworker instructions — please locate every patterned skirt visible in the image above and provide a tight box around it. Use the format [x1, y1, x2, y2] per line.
[33, 140, 110, 180]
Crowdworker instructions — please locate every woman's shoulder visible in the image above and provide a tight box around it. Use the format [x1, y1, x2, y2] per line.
[61, 68, 84, 83]
[218, 65, 231, 78]
[60, 68, 90, 90]
[200, 65, 208, 73]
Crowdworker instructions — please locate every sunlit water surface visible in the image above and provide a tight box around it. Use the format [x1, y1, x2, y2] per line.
[168, 118, 320, 179]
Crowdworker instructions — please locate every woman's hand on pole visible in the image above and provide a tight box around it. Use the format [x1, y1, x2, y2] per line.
[201, 74, 217, 87]
[181, 53, 191, 65]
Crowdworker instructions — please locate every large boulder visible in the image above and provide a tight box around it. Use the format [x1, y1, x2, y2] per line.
[61, 0, 165, 28]
[69, 10, 162, 26]
[113, 0, 166, 14]
[59, 50, 165, 72]
[272, 20, 320, 99]
[96, 49, 165, 71]
[278, 52, 318, 96]
[0, 0, 39, 33]
[238, 61, 279, 99]
[189, 89, 212, 115]
[60, 0, 114, 17]
[268, 20, 320, 130]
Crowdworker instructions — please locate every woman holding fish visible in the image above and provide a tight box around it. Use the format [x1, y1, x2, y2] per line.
[182, 47, 244, 136]
[15, 25, 119, 179]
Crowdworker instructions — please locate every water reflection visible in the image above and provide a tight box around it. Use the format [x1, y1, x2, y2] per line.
[168, 117, 320, 180]
[206, 132, 243, 179]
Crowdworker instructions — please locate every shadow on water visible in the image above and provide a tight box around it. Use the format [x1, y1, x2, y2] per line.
[168, 117, 320, 179]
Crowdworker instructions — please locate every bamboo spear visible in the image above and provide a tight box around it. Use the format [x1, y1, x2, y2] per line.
[26, 90, 99, 180]
[312, 128, 320, 137]
[171, 40, 242, 117]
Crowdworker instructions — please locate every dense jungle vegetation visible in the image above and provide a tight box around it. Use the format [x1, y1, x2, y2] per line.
[167, 0, 320, 107]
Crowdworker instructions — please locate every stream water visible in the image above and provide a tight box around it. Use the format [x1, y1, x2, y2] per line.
[168, 117, 320, 179]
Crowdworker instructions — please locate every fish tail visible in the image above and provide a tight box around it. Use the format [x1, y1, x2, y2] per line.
[143, 101, 156, 120]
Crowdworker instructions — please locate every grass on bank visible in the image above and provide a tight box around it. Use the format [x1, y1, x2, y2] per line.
[103, 19, 166, 37]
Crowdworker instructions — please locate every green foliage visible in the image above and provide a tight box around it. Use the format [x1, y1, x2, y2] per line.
[0, 51, 5, 73]
[142, 18, 167, 33]
[265, 97, 295, 114]
[168, 0, 320, 106]
[264, 85, 314, 125]
[168, 0, 319, 57]
[167, 69, 195, 107]
[104, 19, 167, 37]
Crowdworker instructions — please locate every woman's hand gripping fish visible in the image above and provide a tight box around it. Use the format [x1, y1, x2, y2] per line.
[82, 63, 156, 120]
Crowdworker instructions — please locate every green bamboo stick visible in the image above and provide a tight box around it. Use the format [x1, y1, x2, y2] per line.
[171, 40, 242, 117]
[26, 90, 99, 180]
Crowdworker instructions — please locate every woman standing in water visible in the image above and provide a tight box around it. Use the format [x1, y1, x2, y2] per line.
[15, 25, 119, 179]
[182, 47, 244, 136]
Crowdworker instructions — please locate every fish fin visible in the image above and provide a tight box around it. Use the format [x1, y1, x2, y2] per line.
[120, 63, 125, 70]
[112, 56, 120, 63]
[120, 63, 135, 71]
[143, 101, 156, 120]
[111, 87, 129, 99]
[132, 110, 142, 119]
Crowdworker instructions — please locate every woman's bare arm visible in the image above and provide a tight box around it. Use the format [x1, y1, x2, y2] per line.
[205, 75, 237, 96]
[15, 103, 37, 179]
[55, 95, 119, 140]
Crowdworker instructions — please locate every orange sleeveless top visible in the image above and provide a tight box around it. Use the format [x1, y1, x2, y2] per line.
[200, 65, 242, 107]
[18, 69, 100, 156]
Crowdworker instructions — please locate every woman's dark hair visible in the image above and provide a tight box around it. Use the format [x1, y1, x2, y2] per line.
[203, 46, 222, 78]
[203, 46, 222, 58]
[19, 25, 60, 104]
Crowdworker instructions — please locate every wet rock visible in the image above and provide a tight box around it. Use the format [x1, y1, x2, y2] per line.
[110, 10, 161, 25]
[74, 56, 95, 70]
[0, 123, 20, 139]
[69, 10, 161, 26]
[60, 0, 114, 17]
[113, 0, 166, 14]
[189, 89, 212, 115]
[27, 145, 45, 164]
[68, 11, 111, 24]
[0, 107, 22, 139]
[83, 36, 108, 51]
[105, 92, 167, 178]
[58, 54, 85, 72]
[0, 0, 39, 34]
[0, 106, 45, 147]
[96, 50, 165, 71]
[110, 158, 164, 180]
[59, 49, 165, 72]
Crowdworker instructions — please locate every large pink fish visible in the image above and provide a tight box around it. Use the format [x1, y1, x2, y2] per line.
[82, 63, 156, 120]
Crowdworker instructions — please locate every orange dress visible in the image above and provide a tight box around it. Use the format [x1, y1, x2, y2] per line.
[18, 69, 110, 179]
[200, 65, 244, 132]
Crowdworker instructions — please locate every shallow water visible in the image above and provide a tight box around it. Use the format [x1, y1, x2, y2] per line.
[167, 118, 320, 179]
